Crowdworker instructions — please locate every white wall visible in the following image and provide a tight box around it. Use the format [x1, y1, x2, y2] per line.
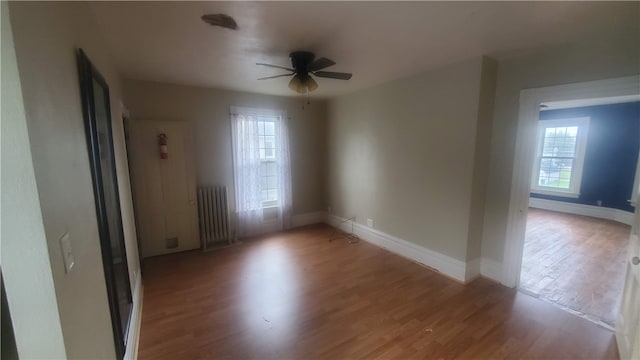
[123, 79, 327, 216]
[0, 2, 67, 357]
[326, 57, 496, 263]
[481, 21, 640, 267]
[8, 1, 141, 358]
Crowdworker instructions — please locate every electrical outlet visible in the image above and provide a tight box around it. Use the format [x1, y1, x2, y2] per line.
[59, 232, 75, 273]
[367, 218, 373, 227]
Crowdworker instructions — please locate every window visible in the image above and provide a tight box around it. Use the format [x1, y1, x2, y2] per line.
[531, 117, 590, 197]
[258, 119, 278, 207]
[230, 106, 292, 228]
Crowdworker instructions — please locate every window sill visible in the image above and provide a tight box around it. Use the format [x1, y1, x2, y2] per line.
[531, 189, 580, 198]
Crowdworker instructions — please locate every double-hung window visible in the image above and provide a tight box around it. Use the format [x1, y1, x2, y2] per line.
[258, 120, 278, 207]
[231, 106, 292, 236]
[531, 117, 590, 197]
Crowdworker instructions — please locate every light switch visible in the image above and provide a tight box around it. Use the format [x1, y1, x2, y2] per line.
[59, 233, 75, 273]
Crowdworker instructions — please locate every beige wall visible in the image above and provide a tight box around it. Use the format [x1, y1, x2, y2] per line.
[9, 1, 140, 358]
[326, 57, 495, 262]
[465, 57, 497, 264]
[123, 79, 327, 216]
[1, 2, 67, 357]
[481, 24, 640, 265]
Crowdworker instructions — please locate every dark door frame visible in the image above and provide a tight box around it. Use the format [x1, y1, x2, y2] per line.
[76, 48, 132, 359]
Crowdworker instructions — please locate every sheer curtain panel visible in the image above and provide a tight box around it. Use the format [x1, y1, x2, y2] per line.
[230, 106, 292, 237]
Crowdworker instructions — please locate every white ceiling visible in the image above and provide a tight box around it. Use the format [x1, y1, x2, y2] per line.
[88, 1, 639, 98]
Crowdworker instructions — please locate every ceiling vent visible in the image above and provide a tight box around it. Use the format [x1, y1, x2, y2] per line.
[201, 14, 238, 30]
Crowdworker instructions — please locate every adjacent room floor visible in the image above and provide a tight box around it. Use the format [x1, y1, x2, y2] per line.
[520, 208, 630, 327]
[138, 224, 619, 359]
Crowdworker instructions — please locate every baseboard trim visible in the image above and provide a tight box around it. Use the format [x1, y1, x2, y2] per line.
[291, 211, 326, 228]
[124, 271, 143, 360]
[529, 197, 633, 226]
[324, 214, 474, 283]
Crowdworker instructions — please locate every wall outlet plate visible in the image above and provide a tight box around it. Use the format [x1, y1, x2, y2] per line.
[367, 219, 373, 227]
[59, 232, 75, 273]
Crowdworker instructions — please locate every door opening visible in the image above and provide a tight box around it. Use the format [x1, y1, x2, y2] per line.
[502, 75, 640, 358]
[519, 98, 638, 328]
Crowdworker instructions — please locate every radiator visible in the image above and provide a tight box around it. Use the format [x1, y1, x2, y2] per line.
[197, 186, 231, 249]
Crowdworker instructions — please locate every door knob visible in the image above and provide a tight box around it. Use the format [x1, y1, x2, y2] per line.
[633, 256, 640, 265]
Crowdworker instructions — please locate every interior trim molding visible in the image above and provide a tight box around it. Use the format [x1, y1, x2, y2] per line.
[294, 212, 505, 285]
[503, 75, 640, 288]
[324, 214, 472, 283]
[124, 272, 143, 360]
[529, 197, 634, 226]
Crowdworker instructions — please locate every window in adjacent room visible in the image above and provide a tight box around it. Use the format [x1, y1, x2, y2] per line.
[530, 117, 590, 197]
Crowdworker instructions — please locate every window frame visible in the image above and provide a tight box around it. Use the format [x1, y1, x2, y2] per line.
[530, 116, 590, 198]
[629, 148, 640, 208]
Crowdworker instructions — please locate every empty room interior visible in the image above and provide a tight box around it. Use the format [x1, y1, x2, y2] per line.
[2, 1, 640, 360]
[521, 99, 640, 328]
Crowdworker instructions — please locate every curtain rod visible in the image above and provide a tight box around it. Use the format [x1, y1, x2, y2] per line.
[229, 113, 291, 120]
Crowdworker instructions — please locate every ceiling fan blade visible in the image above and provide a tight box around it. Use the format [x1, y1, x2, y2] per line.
[256, 63, 295, 72]
[307, 57, 336, 72]
[313, 71, 352, 80]
[257, 73, 294, 80]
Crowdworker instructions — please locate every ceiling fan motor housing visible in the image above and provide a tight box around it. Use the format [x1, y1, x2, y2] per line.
[290, 51, 314, 80]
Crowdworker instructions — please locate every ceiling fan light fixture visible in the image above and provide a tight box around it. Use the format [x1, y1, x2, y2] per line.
[261, 52, 351, 93]
[288, 75, 318, 94]
[288, 75, 304, 93]
[306, 77, 318, 92]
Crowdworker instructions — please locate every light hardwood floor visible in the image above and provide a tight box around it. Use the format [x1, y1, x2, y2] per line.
[138, 224, 619, 359]
[521, 208, 630, 327]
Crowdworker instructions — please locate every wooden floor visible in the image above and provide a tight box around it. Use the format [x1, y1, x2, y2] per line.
[521, 208, 630, 326]
[138, 224, 619, 359]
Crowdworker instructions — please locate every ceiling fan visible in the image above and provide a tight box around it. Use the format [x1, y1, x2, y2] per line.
[257, 51, 352, 93]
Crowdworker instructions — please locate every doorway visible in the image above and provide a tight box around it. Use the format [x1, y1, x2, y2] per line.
[519, 98, 639, 327]
[502, 75, 640, 358]
[126, 120, 199, 258]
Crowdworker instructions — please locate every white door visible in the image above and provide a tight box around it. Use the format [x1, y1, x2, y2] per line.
[616, 186, 640, 358]
[126, 120, 199, 258]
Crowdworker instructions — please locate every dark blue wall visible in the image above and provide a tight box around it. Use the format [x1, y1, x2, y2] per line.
[531, 101, 640, 212]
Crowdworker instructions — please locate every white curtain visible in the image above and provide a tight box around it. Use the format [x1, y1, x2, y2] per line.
[276, 113, 293, 230]
[230, 106, 292, 237]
